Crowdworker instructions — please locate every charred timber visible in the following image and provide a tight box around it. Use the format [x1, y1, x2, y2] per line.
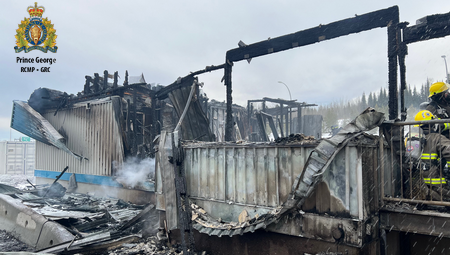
[224, 62, 233, 141]
[93, 73, 100, 93]
[387, 14, 399, 120]
[155, 64, 225, 100]
[113, 71, 118, 89]
[103, 70, 108, 91]
[399, 41, 408, 121]
[225, 6, 399, 63]
[69, 84, 153, 105]
[403, 11, 450, 44]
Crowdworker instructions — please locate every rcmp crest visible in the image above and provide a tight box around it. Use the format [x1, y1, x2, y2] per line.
[14, 2, 57, 53]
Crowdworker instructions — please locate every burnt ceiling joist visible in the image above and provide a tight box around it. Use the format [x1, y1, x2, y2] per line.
[402, 11, 450, 44]
[225, 6, 399, 63]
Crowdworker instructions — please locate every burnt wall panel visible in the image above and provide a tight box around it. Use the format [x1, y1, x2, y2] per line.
[36, 97, 124, 176]
[184, 144, 313, 210]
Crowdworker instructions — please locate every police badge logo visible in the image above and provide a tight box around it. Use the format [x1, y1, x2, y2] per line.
[14, 2, 57, 53]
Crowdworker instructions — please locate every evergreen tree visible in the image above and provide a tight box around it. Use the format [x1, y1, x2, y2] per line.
[368, 92, 374, 107]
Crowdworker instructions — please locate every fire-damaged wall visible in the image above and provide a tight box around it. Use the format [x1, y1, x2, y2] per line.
[36, 97, 124, 176]
[11, 72, 158, 203]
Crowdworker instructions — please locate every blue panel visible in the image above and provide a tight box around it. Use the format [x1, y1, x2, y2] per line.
[35, 169, 123, 187]
[34, 170, 155, 191]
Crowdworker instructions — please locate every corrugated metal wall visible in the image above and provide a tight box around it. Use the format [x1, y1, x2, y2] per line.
[184, 143, 367, 219]
[184, 145, 313, 208]
[36, 97, 124, 176]
[0, 141, 35, 175]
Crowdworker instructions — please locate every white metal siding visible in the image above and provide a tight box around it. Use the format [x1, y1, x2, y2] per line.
[185, 146, 312, 208]
[36, 98, 124, 176]
[0, 141, 35, 175]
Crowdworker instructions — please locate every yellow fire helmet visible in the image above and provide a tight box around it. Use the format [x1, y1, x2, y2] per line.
[429, 82, 449, 98]
[414, 110, 435, 122]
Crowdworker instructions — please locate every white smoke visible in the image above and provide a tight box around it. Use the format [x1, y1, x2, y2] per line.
[114, 157, 155, 189]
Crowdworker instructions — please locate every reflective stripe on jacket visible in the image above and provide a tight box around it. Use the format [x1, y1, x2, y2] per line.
[424, 178, 447, 185]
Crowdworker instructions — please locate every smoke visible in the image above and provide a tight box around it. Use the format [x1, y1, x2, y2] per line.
[113, 157, 155, 189]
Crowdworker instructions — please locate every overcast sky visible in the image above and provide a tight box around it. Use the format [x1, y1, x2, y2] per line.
[1, 1, 450, 141]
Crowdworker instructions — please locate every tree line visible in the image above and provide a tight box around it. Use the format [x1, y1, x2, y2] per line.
[305, 79, 436, 132]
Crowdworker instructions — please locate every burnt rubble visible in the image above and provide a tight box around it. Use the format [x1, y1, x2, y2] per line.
[0, 175, 211, 254]
[274, 133, 318, 145]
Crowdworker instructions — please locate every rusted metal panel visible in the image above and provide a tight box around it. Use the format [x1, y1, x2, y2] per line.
[184, 144, 313, 211]
[267, 212, 363, 247]
[380, 208, 450, 238]
[36, 97, 124, 176]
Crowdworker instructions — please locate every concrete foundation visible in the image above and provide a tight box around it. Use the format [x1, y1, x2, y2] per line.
[0, 193, 74, 250]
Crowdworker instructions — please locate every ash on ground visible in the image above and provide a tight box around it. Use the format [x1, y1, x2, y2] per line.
[0, 175, 35, 252]
[0, 229, 33, 252]
[0, 174, 209, 254]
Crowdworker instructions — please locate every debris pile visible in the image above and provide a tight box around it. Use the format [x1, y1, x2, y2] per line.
[190, 202, 282, 237]
[274, 133, 317, 145]
[0, 229, 33, 252]
[0, 174, 211, 254]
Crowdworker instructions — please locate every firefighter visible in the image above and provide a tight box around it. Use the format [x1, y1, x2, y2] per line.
[415, 110, 450, 201]
[426, 82, 450, 137]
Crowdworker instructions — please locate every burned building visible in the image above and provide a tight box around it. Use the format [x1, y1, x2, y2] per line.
[247, 97, 320, 141]
[154, 6, 450, 255]
[10, 71, 157, 204]
[6, 4, 450, 255]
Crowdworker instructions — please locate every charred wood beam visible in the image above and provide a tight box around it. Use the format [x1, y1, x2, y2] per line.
[277, 117, 284, 137]
[155, 64, 225, 100]
[224, 62, 233, 141]
[380, 209, 450, 238]
[43, 166, 68, 198]
[255, 112, 268, 141]
[388, 14, 400, 120]
[186, 64, 226, 77]
[132, 91, 138, 155]
[260, 111, 279, 139]
[297, 107, 302, 133]
[84, 76, 91, 95]
[124, 70, 129, 86]
[252, 97, 317, 108]
[262, 97, 297, 106]
[171, 134, 195, 255]
[399, 39, 408, 121]
[68, 84, 152, 105]
[225, 6, 399, 63]
[113, 71, 118, 89]
[93, 73, 100, 93]
[103, 70, 108, 91]
[403, 12, 450, 44]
